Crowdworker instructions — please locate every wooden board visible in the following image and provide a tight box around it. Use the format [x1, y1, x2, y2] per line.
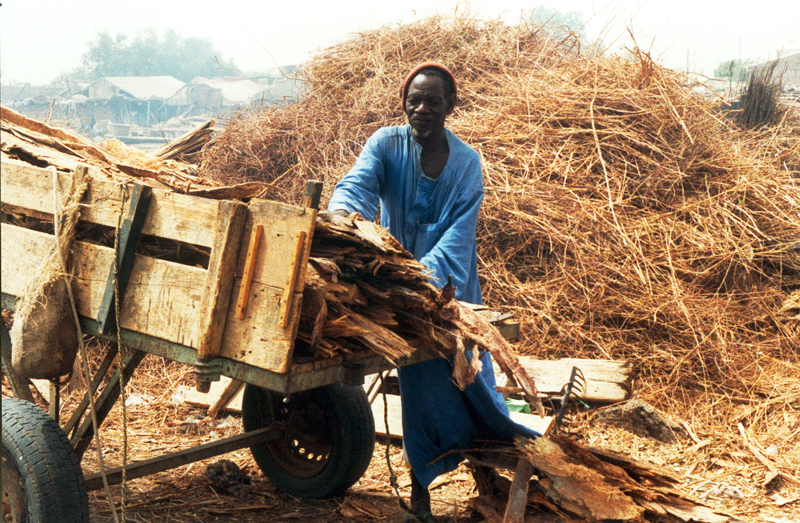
[1, 160, 220, 248]
[2, 223, 205, 348]
[181, 377, 244, 414]
[215, 198, 317, 373]
[498, 357, 631, 403]
[2, 165, 320, 373]
[370, 392, 553, 439]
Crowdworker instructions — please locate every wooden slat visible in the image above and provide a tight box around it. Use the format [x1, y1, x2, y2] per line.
[371, 392, 404, 438]
[238, 199, 316, 289]
[180, 377, 244, 413]
[1, 159, 219, 247]
[512, 357, 631, 403]
[217, 281, 302, 372]
[96, 182, 152, 336]
[234, 225, 263, 320]
[195, 201, 248, 359]
[278, 231, 306, 328]
[208, 379, 245, 419]
[2, 223, 204, 348]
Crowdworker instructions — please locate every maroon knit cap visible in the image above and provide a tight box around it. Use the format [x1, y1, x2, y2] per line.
[400, 62, 458, 106]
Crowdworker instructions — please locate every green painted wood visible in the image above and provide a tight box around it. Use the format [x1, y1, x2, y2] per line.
[97, 183, 153, 336]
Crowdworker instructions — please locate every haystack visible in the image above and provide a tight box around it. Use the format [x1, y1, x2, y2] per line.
[199, 14, 800, 508]
[200, 13, 800, 393]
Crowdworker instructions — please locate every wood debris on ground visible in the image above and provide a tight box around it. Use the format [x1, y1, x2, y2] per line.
[464, 434, 734, 522]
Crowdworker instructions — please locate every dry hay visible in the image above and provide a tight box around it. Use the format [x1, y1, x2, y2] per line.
[198, 12, 800, 516]
[200, 12, 800, 394]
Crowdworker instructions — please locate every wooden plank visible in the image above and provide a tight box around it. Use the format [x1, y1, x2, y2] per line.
[195, 201, 248, 359]
[2, 223, 205, 348]
[208, 379, 244, 419]
[370, 393, 553, 439]
[238, 199, 316, 289]
[370, 392, 404, 438]
[180, 377, 244, 413]
[1, 159, 219, 247]
[278, 231, 306, 328]
[217, 281, 301, 372]
[505, 357, 632, 403]
[2, 220, 311, 372]
[509, 410, 553, 436]
[97, 182, 152, 335]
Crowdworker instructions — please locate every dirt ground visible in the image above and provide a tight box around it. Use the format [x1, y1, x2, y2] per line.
[3, 347, 799, 523]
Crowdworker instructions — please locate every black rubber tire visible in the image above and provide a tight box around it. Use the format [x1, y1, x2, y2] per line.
[2, 397, 89, 523]
[242, 383, 375, 498]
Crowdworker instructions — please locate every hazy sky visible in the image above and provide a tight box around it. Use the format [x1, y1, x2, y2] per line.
[1, 0, 798, 85]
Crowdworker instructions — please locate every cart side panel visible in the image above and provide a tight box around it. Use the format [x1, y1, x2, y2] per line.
[2, 162, 318, 373]
[1, 223, 206, 348]
[216, 199, 316, 373]
[1, 160, 220, 248]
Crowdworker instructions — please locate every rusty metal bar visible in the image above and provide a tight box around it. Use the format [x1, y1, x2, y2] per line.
[71, 349, 147, 458]
[83, 427, 279, 491]
[63, 343, 119, 437]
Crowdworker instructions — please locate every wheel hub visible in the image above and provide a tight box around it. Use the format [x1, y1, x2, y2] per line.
[2, 455, 27, 523]
[269, 395, 333, 477]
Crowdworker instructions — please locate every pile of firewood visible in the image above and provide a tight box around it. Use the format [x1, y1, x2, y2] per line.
[464, 434, 733, 522]
[301, 211, 544, 410]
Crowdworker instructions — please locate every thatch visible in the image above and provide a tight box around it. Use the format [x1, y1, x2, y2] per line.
[199, 13, 800, 402]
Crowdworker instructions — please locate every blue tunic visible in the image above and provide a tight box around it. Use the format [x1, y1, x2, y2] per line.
[329, 125, 539, 487]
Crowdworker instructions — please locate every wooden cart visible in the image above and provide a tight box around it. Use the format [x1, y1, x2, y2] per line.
[3, 160, 501, 521]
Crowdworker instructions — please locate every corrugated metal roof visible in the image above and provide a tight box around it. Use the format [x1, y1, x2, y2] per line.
[251, 78, 306, 103]
[92, 76, 185, 100]
[194, 77, 268, 105]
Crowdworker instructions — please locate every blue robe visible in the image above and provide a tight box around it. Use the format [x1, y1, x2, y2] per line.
[329, 125, 539, 487]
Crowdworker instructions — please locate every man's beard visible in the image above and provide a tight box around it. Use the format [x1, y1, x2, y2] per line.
[411, 126, 433, 140]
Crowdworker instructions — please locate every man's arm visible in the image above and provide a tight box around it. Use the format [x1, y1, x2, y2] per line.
[328, 132, 385, 220]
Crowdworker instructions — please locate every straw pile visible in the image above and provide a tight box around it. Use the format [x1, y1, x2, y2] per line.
[200, 13, 800, 399]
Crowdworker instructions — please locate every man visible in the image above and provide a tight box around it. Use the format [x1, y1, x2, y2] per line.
[329, 63, 538, 521]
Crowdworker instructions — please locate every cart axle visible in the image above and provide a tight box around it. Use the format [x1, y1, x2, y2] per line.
[83, 426, 279, 491]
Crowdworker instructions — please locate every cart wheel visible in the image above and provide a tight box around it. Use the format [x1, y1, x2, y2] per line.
[242, 383, 375, 498]
[2, 398, 89, 523]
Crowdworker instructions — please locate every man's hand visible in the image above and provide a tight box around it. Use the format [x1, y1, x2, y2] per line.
[317, 209, 353, 224]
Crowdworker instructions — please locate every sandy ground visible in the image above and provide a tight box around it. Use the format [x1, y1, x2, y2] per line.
[3, 349, 799, 522]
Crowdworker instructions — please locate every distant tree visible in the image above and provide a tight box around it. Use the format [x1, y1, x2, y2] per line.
[528, 5, 589, 49]
[58, 28, 238, 83]
[529, 5, 585, 32]
[714, 59, 752, 82]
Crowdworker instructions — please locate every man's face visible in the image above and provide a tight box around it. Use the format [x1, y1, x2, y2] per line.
[404, 74, 455, 141]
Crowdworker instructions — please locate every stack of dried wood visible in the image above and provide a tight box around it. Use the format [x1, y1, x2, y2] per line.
[152, 119, 215, 162]
[302, 211, 543, 409]
[1, 107, 209, 190]
[1, 108, 269, 201]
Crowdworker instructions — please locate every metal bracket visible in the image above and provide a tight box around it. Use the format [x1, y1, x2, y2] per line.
[193, 355, 224, 393]
[341, 362, 366, 386]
